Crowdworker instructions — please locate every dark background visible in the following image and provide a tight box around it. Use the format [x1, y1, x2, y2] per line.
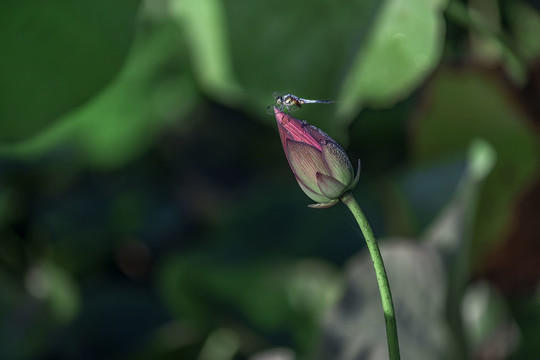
[0, 0, 539, 359]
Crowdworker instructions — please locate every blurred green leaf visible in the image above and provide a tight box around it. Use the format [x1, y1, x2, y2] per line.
[222, 0, 379, 132]
[422, 139, 497, 358]
[336, 0, 448, 121]
[394, 159, 466, 232]
[508, 0, 540, 63]
[63, 284, 170, 359]
[468, 139, 497, 182]
[0, 187, 15, 229]
[158, 254, 342, 354]
[320, 241, 452, 360]
[159, 254, 289, 329]
[0, 260, 79, 360]
[0, 298, 51, 360]
[0, 0, 140, 142]
[0, 21, 198, 168]
[511, 289, 540, 358]
[249, 348, 295, 360]
[412, 69, 540, 263]
[25, 261, 80, 324]
[198, 328, 239, 360]
[462, 282, 518, 358]
[170, 0, 244, 103]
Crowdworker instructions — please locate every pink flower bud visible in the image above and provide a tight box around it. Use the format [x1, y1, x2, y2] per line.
[273, 107, 360, 208]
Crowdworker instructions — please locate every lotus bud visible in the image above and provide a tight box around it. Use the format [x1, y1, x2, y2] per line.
[273, 107, 360, 208]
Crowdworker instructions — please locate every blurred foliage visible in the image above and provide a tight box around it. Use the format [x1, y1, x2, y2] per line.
[337, 0, 448, 120]
[0, 0, 140, 142]
[1, 0, 540, 359]
[412, 69, 539, 263]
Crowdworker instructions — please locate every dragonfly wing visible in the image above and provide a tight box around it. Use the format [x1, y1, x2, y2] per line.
[266, 105, 276, 115]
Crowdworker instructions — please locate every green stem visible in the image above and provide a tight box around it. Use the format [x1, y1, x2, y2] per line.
[341, 191, 401, 360]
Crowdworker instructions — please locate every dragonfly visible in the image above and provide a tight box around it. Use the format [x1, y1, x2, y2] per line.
[271, 92, 335, 113]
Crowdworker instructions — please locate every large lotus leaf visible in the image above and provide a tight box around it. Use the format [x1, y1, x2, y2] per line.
[213, 0, 381, 132]
[0, 21, 198, 169]
[0, 0, 140, 142]
[336, 0, 448, 122]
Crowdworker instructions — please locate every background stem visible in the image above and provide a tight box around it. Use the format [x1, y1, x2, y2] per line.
[341, 191, 401, 360]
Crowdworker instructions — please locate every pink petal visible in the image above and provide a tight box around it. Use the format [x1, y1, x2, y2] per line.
[286, 140, 330, 189]
[274, 108, 322, 151]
